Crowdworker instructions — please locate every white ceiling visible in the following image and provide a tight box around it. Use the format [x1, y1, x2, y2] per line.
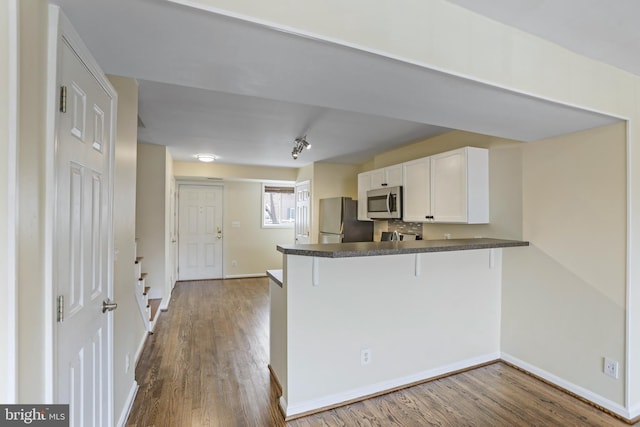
[50, 0, 631, 168]
[446, 0, 640, 78]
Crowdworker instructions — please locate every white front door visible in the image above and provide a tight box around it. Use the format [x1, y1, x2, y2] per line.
[295, 181, 311, 244]
[178, 185, 224, 280]
[54, 37, 115, 426]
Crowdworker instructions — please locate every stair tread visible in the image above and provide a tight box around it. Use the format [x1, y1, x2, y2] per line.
[149, 298, 161, 321]
[143, 286, 150, 295]
[135, 256, 143, 263]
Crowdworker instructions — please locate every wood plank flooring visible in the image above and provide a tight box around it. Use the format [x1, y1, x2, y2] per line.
[126, 278, 632, 426]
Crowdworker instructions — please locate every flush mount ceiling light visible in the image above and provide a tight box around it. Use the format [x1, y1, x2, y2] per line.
[291, 136, 311, 160]
[196, 153, 217, 163]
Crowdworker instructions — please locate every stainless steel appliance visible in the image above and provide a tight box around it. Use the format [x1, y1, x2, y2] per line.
[366, 186, 402, 219]
[319, 197, 373, 244]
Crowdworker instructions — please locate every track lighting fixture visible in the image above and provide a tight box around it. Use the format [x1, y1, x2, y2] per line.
[291, 136, 311, 160]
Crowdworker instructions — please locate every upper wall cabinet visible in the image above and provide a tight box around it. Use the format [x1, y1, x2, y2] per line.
[402, 157, 431, 222]
[357, 171, 373, 221]
[369, 164, 403, 189]
[403, 147, 489, 224]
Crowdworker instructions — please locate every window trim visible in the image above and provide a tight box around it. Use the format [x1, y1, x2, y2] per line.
[261, 182, 296, 229]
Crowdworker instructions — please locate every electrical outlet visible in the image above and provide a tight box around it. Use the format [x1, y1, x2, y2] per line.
[444, 233, 451, 240]
[360, 348, 372, 366]
[604, 357, 619, 379]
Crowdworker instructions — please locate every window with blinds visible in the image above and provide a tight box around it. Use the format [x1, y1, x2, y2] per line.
[262, 183, 295, 228]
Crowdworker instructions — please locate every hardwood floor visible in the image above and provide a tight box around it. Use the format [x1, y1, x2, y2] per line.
[126, 278, 631, 426]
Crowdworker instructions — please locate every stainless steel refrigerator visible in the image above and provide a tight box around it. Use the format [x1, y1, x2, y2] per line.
[319, 197, 373, 244]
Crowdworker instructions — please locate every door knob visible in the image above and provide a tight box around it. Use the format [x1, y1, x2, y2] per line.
[102, 299, 118, 313]
[217, 227, 223, 239]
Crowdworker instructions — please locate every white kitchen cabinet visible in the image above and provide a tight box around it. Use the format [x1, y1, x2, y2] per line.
[402, 157, 431, 222]
[431, 147, 488, 223]
[357, 171, 373, 221]
[403, 147, 489, 224]
[370, 164, 403, 189]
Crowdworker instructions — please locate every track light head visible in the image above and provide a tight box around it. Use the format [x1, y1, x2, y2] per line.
[291, 135, 311, 160]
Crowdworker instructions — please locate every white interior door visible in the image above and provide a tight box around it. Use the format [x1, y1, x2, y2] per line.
[55, 37, 114, 427]
[295, 181, 311, 244]
[178, 185, 223, 280]
[170, 178, 178, 290]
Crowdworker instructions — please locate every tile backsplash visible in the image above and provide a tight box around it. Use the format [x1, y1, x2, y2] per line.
[387, 219, 422, 237]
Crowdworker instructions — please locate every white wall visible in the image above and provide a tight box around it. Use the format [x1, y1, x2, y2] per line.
[173, 160, 298, 181]
[0, 0, 17, 403]
[17, 0, 48, 402]
[502, 123, 627, 407]
[224, 180, 294, 277]
[280, 249, 503, 416]
[163, 151, 174, 306]
[108, 75, 147, 423]
[136, 143, 168, 300]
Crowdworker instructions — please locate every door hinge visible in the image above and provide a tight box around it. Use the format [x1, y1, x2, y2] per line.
[59, 85, 67, 113]
[57, 295, 64, 323]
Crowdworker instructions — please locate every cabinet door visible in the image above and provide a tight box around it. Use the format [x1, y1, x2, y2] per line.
[357, 172, 373, 221]
[385, 164, 404, 187]
[369, 168, 386, 189]
[402, 157, 431, 222]
[431, 148, 468, 223]
[369, 165, 403, 189]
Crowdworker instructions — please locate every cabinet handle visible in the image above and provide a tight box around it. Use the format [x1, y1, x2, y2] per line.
[381, 183, 388, 186]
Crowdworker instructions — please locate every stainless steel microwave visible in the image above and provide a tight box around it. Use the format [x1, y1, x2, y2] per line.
[366, 186, 402, 219]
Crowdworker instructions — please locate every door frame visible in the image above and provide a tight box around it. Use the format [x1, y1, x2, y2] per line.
[295, 180, 311, 244]
[44, 6, 117, 421]
[176, 180, 225, 280]
[1, 0, 19, 403]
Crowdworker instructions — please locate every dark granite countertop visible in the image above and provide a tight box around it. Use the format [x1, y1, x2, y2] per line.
[277, 238, 529, 258]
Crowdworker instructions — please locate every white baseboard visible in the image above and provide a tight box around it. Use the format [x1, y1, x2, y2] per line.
[501, 352, 630, 420]
[116, 381, 139, 427]
[629, 402, 640, 420]
[224, 273, 267, 279]
[284, 352, 500, 418]
[279, 396, 288, 418]
[159, 292, 172, 311]
[134, 330, 148, 365]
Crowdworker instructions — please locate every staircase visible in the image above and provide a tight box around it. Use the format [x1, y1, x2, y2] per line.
[134, 241, 161, 333]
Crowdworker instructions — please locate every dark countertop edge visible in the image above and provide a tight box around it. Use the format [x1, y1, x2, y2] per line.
[277, 238, 529, 258]
[266, 269, 283, 287]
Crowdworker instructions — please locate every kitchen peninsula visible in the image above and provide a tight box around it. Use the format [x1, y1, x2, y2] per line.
[269, 238, 529, 419]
